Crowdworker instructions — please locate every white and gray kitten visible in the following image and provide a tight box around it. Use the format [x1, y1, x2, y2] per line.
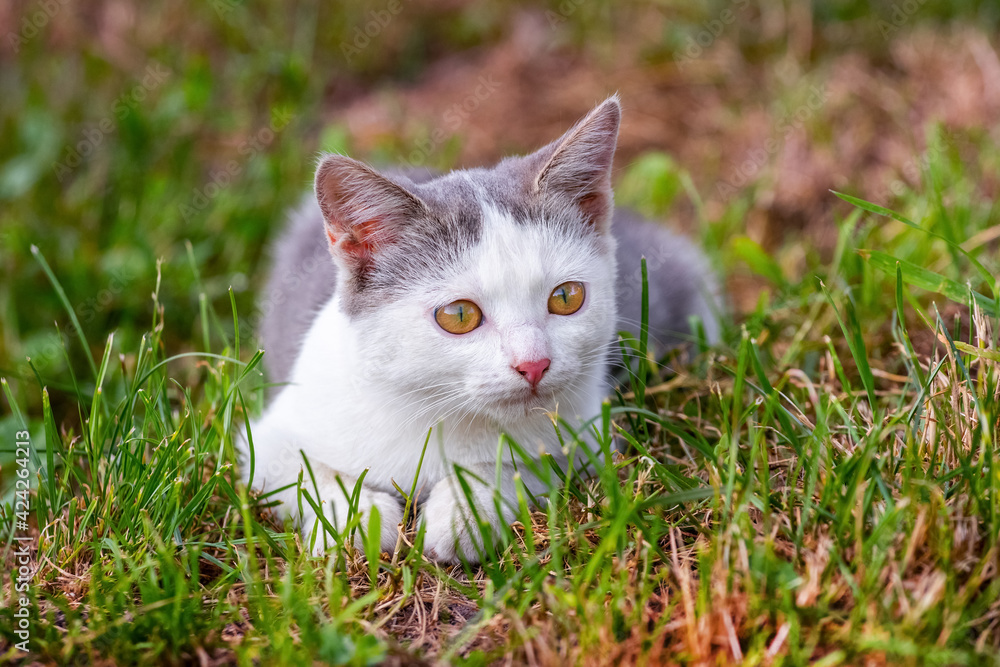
[241, 96, 718, 562]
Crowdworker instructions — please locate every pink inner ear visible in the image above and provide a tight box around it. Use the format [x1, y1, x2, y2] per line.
[328, 218, 390, 263]
[577, 192, 609, 225]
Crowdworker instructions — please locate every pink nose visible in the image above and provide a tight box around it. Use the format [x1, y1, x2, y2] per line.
[515, 358, 550, 388]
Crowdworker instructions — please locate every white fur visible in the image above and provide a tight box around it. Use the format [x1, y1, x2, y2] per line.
[241, 205, 617, 561]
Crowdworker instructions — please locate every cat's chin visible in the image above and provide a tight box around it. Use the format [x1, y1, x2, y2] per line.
[486, 389, 558, 421]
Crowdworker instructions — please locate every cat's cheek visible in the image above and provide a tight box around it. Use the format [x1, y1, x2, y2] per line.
[351, 341, 406, 390]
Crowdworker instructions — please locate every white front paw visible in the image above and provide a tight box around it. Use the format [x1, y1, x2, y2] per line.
[421, 482, 498, 564]
[303, 487, 403, 557]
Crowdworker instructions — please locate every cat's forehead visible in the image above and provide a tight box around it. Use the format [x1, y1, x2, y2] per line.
[413, 165, 597, 239]
[409, 168, 511, 230]
[475, 203, 597, 272]
[343, 165, 607, 317]
[407, 170, 486, 231]
[434, 202, 606, 310]
[416, 168, 606, 272]
[469, 206, 600, 306]
[412, 159, 535, 223]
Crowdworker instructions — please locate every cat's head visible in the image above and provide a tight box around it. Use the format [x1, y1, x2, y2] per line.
[315, 96, 621, 426]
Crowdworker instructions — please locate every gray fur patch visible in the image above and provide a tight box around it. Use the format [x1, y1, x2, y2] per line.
[612, 208, 721, 350]
[336, 170, 486, 317]
[258, 199, 337, 387]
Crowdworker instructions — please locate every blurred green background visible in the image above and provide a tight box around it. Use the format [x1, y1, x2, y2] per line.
[1, 0, 998, 415]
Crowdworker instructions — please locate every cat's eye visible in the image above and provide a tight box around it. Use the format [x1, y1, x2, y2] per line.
[548, 281, 585, 315]
[434, 300, 483, 334]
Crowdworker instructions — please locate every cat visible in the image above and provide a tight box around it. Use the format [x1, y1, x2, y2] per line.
[239, 95, 719, 563]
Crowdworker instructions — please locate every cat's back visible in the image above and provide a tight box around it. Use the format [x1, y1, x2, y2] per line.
[613, 208, 720, 349]
[259, 199, 338, 387]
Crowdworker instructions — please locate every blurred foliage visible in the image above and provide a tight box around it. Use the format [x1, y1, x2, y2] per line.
[0, 0, 993, 413]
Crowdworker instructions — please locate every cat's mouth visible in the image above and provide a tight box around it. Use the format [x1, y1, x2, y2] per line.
[494, 387, 555, 412]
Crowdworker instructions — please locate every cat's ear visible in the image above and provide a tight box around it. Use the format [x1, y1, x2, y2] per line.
[533, 95, 621, 231]
[314, 154, 427, 270]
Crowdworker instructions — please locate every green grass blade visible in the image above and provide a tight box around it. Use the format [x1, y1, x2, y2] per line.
[835, 190, 996, 296]
[860, 249, 997, 316]
[30, 245, 98, 379]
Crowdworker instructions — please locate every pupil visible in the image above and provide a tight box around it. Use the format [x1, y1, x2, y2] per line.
[560, 289, 568, 303]
[457, 305, 465, 322]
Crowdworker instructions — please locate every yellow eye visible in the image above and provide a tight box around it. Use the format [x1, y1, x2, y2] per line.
[548, 281, 585, 315]
[434, 300, 483, 334]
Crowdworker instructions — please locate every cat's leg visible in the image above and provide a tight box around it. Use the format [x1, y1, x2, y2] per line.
[243, 414, 403, 556]
[295, 462, 404, 556]
[420, 462, 514, 563]
[420, 460, 558, 563]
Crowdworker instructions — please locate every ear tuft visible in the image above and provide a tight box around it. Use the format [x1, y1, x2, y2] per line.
[534, 95, 621, 230]
[314, 155, 427, 270]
